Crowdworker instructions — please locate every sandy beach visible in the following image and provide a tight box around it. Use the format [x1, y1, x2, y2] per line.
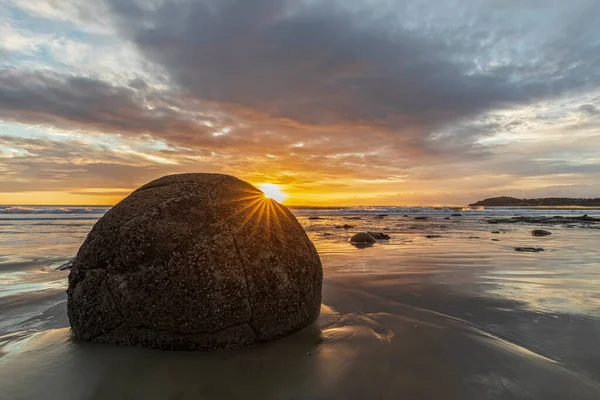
[1, 206, 600, 399]
[3, 0, 600, 397]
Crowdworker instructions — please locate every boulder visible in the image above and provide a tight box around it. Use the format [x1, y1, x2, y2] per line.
[349, 232, 377, 244]
[532, 230, 552, 236]
[67, 174, 323, 351]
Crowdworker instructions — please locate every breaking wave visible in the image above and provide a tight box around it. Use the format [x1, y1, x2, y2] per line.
[0, 206, 109, 215]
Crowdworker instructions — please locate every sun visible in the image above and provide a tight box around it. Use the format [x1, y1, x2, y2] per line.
[259, 183, 288, 203]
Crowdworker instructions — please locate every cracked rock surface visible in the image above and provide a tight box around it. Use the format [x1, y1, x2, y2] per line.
[67, 173, 323, 350]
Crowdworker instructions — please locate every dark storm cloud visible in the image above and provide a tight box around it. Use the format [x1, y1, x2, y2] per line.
[2, 0, 599, 152]
[0, 68, 211, 138]
[105, 0, 600, 136]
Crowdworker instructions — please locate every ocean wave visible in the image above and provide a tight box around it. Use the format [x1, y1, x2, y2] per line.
[291, 206, 600, 217]
[0, 206, 109, 215]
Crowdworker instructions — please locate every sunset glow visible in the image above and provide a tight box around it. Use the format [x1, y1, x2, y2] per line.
[259, 184, 288, 203]
[1, 1, 600, 206]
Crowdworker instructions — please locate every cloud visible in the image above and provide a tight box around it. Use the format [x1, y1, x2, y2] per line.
[106, 0, 600, 134]
[0, 134, 222, 193]
[0, 68, 243, 149]
[2, 0, 600, 204]
[580, 104, 599, 116]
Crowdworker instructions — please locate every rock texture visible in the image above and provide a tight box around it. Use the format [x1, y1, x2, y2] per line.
[67, 173, 323, 351]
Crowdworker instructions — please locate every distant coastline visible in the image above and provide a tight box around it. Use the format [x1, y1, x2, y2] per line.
[469, 196, 600, 207]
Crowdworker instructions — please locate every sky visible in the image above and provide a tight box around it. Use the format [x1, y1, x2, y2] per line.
[1, 0, 599, 206]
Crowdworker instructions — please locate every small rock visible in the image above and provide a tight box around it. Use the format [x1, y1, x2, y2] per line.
[375, 214, 388, 219]
[444, 217, 450, 220]
[414, 216, 429, 220]
[345, 217, 362, 220]
[350, 232, 377, 244]
[451, 214, 463, 217]
[367, 232, 391, 240]
[468, 236, 481, 239]
[515, 247, 545, 252]
[491, 239, 500, 242]
[308, 216, 323, 220]
[425, 235, 443, 239]
[532, 229, 552, 236]
[491, 231, 500, 234]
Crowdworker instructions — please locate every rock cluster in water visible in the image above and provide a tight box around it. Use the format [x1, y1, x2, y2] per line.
[67, 173, 323, 351]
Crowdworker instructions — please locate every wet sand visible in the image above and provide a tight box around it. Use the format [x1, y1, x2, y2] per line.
[1, 281, 600, 399]
[2, 208, 600, 399]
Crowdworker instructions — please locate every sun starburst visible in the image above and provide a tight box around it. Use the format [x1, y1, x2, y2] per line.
[258, 184, 287, 203]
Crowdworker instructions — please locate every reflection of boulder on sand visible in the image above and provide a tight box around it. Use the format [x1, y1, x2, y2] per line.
[67, 173, 323, 351]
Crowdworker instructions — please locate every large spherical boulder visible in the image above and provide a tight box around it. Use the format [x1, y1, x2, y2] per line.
[67, 174, 323, 350]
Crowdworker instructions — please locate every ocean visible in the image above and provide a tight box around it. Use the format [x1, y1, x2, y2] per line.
[2, 205, 600, 399]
